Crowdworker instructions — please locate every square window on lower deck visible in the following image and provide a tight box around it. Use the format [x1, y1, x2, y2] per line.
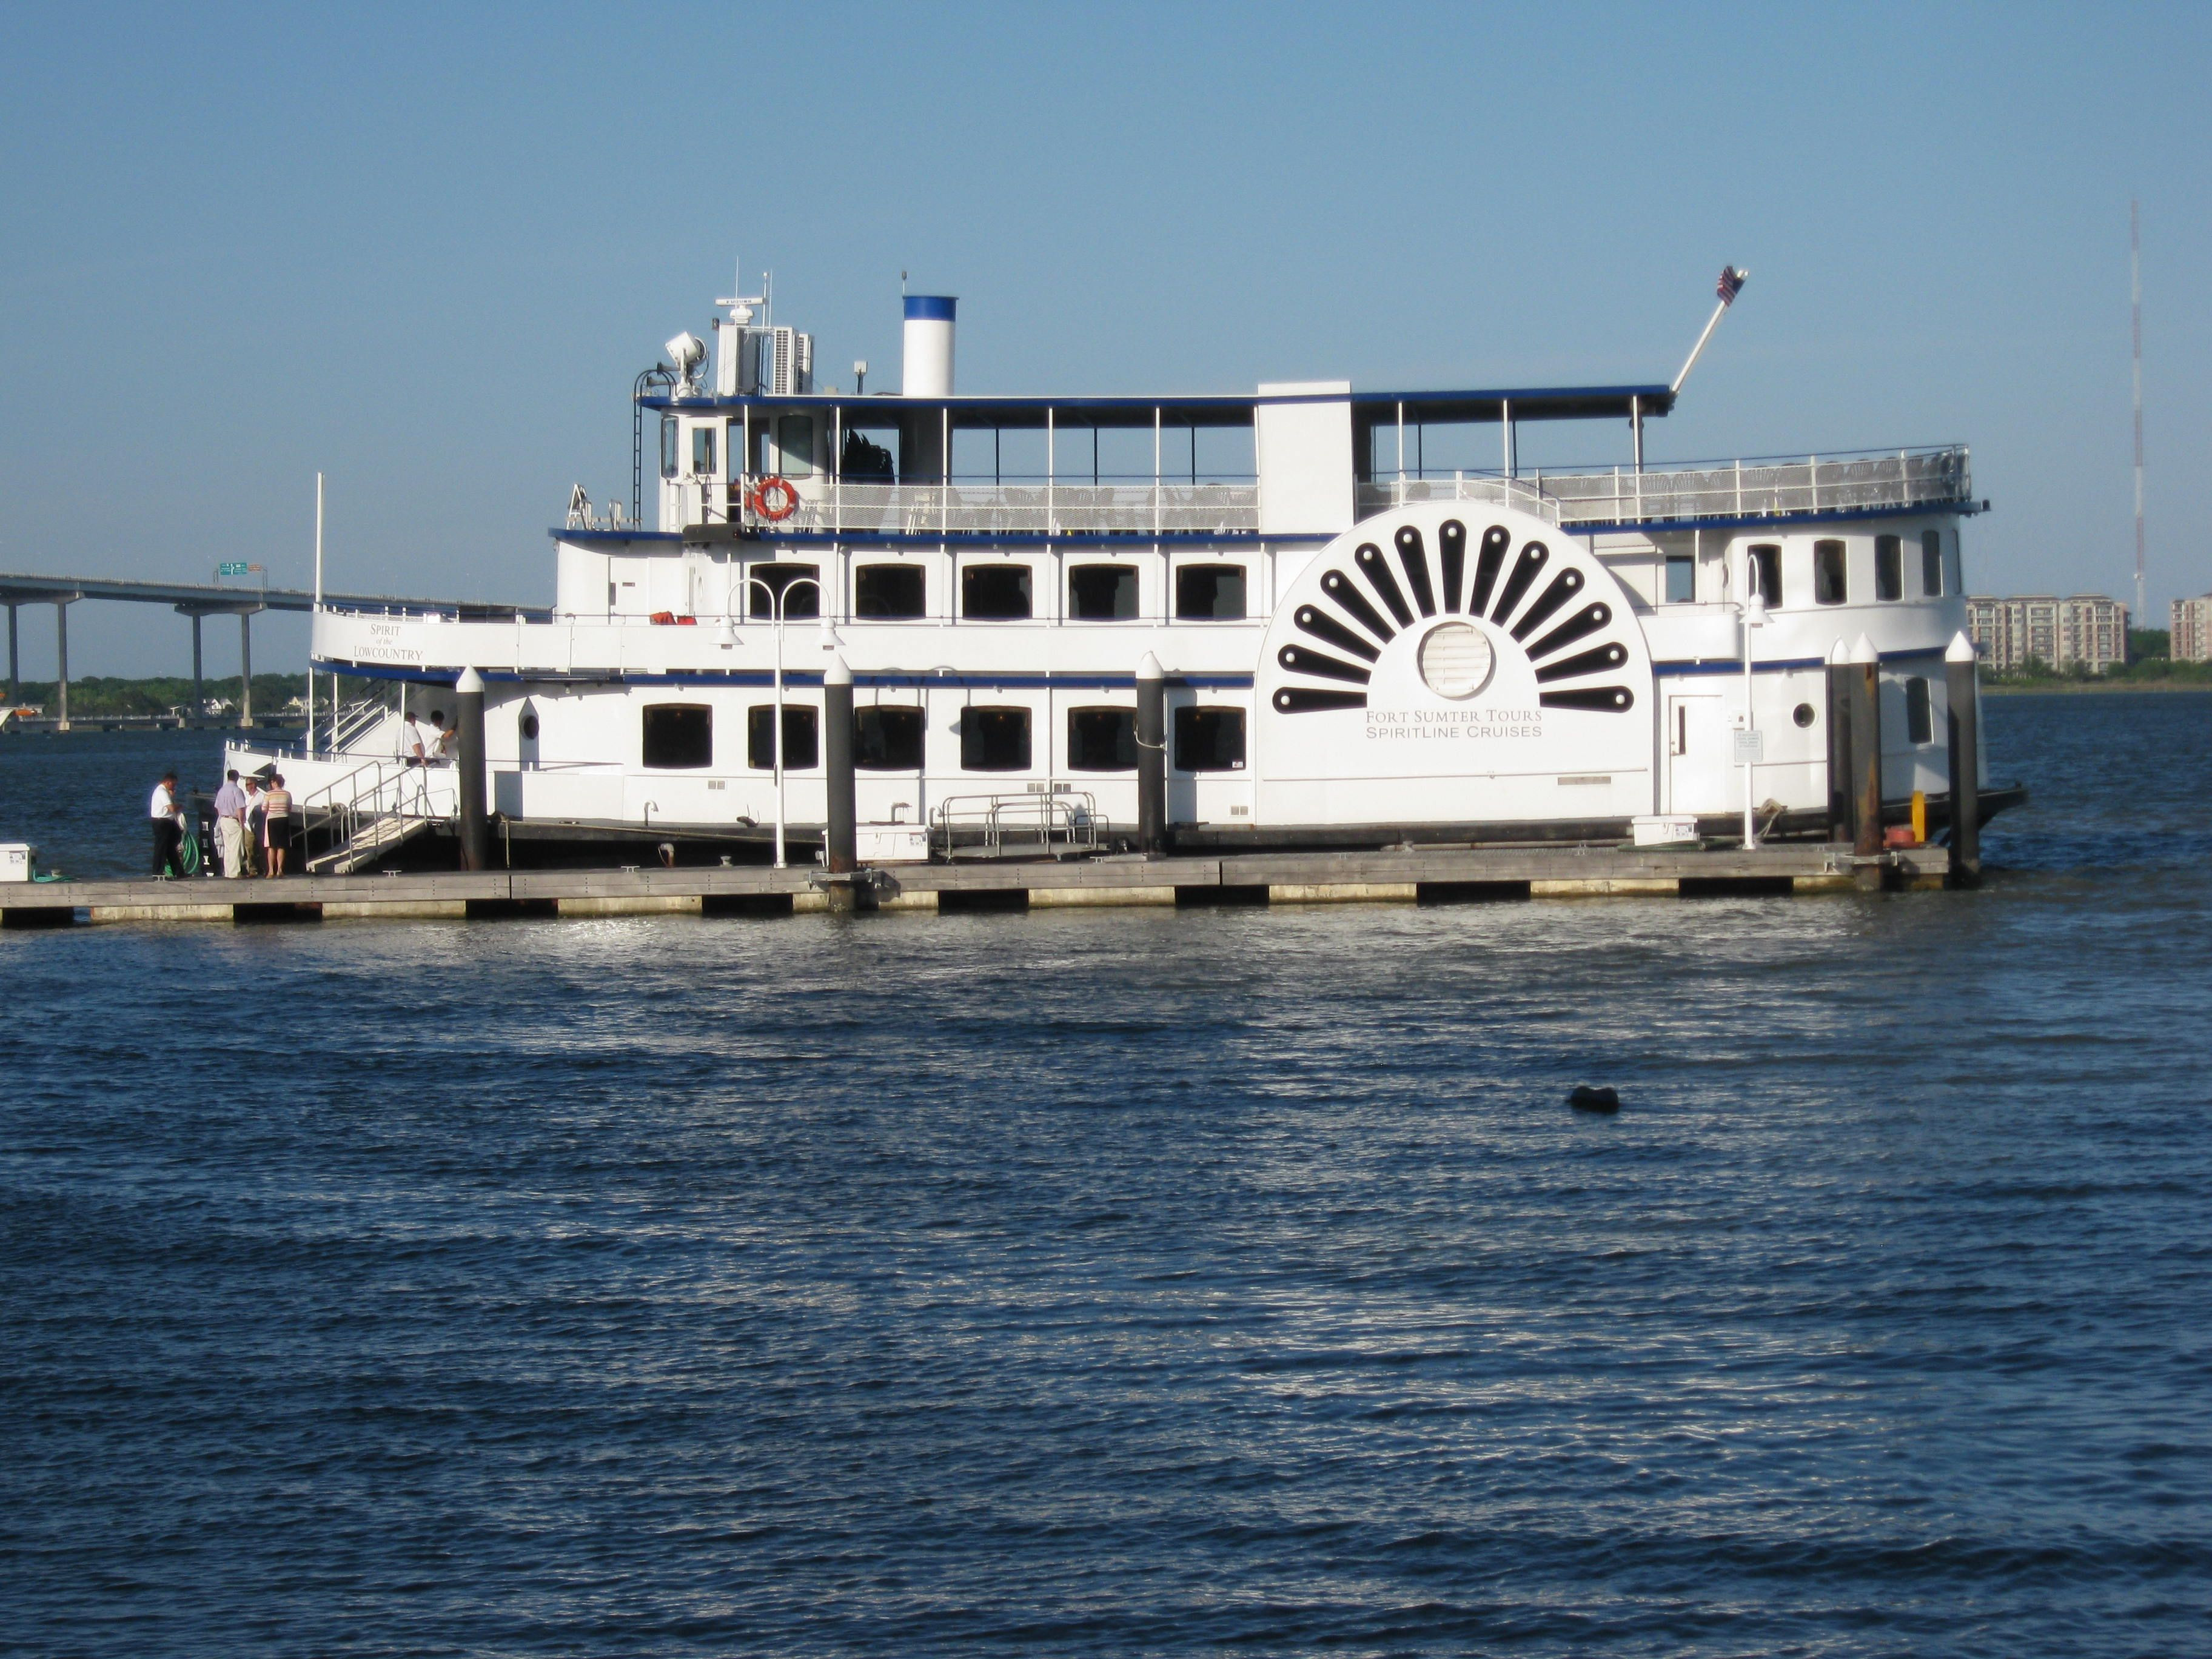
[1175, 564, 1247, 620]
[1173, 706, 1246, 771]
[643, 704, 714, 769]
[1664, 555, 1695, 603]
[1068, 563, 1139, 621]
[855, 563, 926, 618]
[855, 705, 925, 769]
[746, 563, 820, 618]
[1067, 706, 1137, 771]
[959, 706, 1032, 771]
[748, 705, 819, 770]
[961, 564, 1033, 620]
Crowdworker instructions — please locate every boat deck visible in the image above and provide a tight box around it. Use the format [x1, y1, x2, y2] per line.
[1, 842, 1951, 927]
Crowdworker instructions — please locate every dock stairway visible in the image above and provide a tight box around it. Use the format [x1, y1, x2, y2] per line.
[301, 757, 453, 875]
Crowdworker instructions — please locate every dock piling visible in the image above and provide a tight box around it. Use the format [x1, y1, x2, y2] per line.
[1825, 638, 1852, 842]
[1945, 631, 1981, 883]
[455, 667, 489, 871]
[823, 654, 857, 908]
[1137, 651, 1165, 857]
[1849, 634, 1882, 859]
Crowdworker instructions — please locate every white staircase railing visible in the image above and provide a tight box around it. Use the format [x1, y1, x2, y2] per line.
[300, 757, 454, 874]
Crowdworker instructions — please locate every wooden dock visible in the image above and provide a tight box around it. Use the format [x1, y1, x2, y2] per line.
[0, 842, 1951, 928]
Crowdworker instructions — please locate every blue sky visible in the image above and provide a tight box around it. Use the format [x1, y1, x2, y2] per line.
[2, 2, 2207, 675]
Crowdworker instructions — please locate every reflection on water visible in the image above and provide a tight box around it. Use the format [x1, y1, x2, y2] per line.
[2, 694, 2209, 1655]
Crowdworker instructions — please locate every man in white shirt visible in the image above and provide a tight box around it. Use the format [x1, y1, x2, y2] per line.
[148, 769, 184, 877]
[211, 768, 248, 878]
[398, 710, 431, 766]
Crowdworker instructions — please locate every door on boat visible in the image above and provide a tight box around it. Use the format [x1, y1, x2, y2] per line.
[1664, 691, 1726, 817]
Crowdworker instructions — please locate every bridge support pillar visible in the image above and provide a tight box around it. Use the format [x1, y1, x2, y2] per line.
[6, 603, 16, 703]
[190, 614, 204, 725]
[54, 602, 70, 732]
[238, 612, 253, 727]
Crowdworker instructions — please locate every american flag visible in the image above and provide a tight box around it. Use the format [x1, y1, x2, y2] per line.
[1717, 266, 1746, 304]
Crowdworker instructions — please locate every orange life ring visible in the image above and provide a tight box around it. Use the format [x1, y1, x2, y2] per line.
[749, 475, 799, 522]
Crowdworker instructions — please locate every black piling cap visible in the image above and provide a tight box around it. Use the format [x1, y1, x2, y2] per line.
[1569, 1085, 1621, 1114]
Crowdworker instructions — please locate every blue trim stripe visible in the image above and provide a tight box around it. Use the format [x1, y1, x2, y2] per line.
[903, 295, 957, 321]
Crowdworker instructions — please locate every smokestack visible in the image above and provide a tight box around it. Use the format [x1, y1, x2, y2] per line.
[902, 295, 956, 396]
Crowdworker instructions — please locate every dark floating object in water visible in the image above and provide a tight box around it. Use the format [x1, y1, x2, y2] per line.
[1569, 1085, 1621, 1114]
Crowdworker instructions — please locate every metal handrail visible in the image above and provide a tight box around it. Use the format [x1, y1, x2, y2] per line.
[930, 788, 1103, 859]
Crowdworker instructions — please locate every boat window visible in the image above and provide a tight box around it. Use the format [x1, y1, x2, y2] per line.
[1905, 677, 1933, 745]
[855, 705, 925, 770]
[1747, 544, 1781, 605]
[519, 711, 540, 741]
[1174, 706, 1247, 771]
[1793, 703, 1816, 728]
[745, 562, 820, 619]
[1664, 555, 1695, 604]
[1067, 706, 1137, 771]
[1068, 563, 1139, 622]
[692, 424, 717, 477]
[854, 563, 926, 618]
[642, 703, 712, 769]
[839, 429, 896, 482]
[776, 415, 816, 477]
[962, 563, 1033, 620]
[1875, 535, 1903, 601]
[659, 415, 678, 479]
[1176, 564, 1247, 620]
[748, 705, 819, 770]
[1813, 540, 1848, 605]
[959, 706, 1031, 771]
[1922, 530, 1944, 597]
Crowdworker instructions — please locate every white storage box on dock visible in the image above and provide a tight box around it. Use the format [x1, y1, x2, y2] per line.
[1, 843, 35, 882]
[856, 825, 930, 865]
[1631, 816, 1700, 848]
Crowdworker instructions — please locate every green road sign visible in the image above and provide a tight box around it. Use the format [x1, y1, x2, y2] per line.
[216, 561, 251, 577]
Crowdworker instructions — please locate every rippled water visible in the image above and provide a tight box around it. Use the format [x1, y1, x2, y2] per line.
[3, 695, 2209, 1655]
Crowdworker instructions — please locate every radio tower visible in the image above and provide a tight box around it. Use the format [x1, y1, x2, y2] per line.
[2131, 199, 2146, 631]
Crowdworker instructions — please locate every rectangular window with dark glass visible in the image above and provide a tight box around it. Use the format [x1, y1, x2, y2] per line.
[1875, 535, 1903, 601]
[747, 705, 819, 770]
[1814, 540, 1848, 605]
[855, 705, 925, 770]
[959, 706, 1031, 771]
[854, 563, 926, 618]
[961, 563, 1033, 620]
[745, 562, 820, 618]
[1905, 677, 1932, 745]
[1747, 545, 1781, 605]
[776, 415, 816, 477]
[642, 704, 712, 769]
[1068, 564, 1139, 621]
[1173, 706, 1246, 771]
[1175, 564, 1247, 620]
[1922, 531, 1944, 597]
[1664, 555, 1695, 603]
[1067, 706, 1137, 771]
[691, 424, 716, 476]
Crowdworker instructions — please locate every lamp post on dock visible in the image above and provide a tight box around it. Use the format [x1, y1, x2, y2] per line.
[1735, 591, 1767, 848]
[740, 572, 823, 870]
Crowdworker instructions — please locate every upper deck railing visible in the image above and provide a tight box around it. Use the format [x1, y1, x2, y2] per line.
[570, 445, 1973, 540]
[1361, 445, 1974, 529]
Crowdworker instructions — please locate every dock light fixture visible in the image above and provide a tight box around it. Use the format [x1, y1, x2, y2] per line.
[1737, 590, 1768, 848]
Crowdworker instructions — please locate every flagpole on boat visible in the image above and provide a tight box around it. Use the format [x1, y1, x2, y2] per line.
[1672, 267, 1748, 395]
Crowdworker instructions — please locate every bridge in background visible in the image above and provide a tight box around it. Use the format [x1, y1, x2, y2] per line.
[0, 571, 546, 730]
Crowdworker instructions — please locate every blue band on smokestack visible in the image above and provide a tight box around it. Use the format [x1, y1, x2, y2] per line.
[904, 295, 957, 321]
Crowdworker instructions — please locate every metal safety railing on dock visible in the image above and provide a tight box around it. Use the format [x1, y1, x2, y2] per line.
[930, 788, 1105, 860]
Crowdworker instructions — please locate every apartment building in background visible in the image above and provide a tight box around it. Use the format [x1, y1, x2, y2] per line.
[2171, 594, 2212, 663]
[1966, 593, 2130, 674]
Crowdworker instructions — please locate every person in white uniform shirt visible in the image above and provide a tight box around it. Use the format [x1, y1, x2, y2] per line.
[398, 709, 431, 766]
[211, 768, 248, 878]
[148, 769, 185, 877]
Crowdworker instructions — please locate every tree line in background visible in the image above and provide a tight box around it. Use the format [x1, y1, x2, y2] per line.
[1, 674, 389, 717]
[1986, 628, 2212, 687]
